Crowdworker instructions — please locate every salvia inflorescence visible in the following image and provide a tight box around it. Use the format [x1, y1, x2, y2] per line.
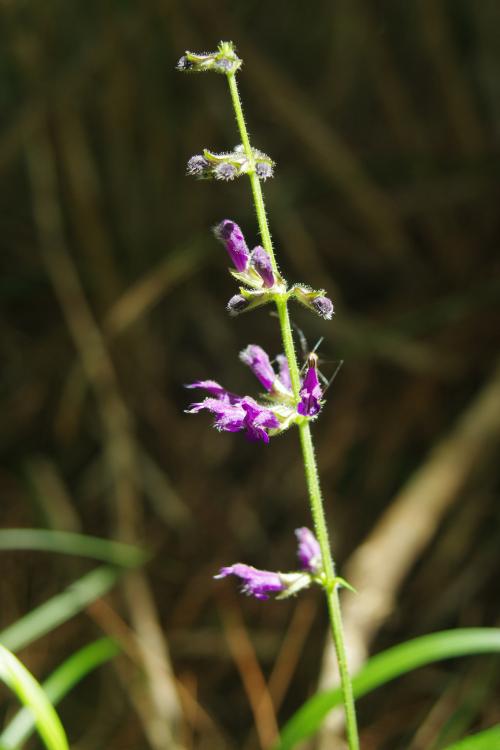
[178, 42, 336, 592]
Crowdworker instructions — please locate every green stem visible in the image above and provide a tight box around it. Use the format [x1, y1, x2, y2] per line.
[226, 71, 360, 749]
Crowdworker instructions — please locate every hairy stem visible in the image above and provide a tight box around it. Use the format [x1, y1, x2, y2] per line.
[226, 70, 360, 749]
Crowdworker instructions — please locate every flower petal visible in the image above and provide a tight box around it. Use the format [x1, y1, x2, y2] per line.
[297, 364, 323, 417]
[215, 564, 285, 600]
[250, 245, 275, 288]
[295, 527, 322, 574]
[240, 345, 275, 391]
[214, 220, 250, 272]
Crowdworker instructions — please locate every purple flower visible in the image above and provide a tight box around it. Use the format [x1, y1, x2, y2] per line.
[215, 564, 286, 600]
[312, 295, 334, 320]
[295, 528, 322, 574]
[240, 397, 280, 442]
[275, 354, 292, 391]
[297, 360, 323, 416]
[186, 397, 248, 433]
[240, 345, 275, 391]
[251, 245, 275, 288]
[185, 379, 239, 402]
[186, 382, 279, 443]
[214, 220, 250, 272]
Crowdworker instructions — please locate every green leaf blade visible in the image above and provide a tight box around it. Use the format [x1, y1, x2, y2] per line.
[275, 628, 500, 750]
[0, 644, 69, 750]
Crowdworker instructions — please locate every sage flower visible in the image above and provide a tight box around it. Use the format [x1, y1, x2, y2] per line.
[295, 527, 323, 574]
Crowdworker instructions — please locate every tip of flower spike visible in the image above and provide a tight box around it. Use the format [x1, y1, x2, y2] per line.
[176, 43, 242, 75]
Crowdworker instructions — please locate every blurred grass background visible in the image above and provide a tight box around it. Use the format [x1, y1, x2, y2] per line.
[1, 1, 500, 748]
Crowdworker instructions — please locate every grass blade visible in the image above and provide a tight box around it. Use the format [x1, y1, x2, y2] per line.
[0, 638, 119, 749]
[276, 628, 500, 750]
[0, 566, 122, 653]
[0, 529, 147, 567]
[0, 644, 68, 750]
[442, 725, 500, 749]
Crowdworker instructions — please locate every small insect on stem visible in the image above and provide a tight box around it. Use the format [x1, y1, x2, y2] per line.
[294, 323, 343, 395]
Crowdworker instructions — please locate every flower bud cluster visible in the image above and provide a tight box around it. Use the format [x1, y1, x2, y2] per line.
[213, 220, 285, 315]
[187, 146, 274, 182]
[176, 41, 242, 75]
[212, 220, 334, 321]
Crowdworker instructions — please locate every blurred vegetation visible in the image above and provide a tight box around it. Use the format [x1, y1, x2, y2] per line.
[1, 1, 500, 748]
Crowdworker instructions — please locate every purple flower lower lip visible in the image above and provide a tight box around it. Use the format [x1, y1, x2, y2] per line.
[185, 380, 240, 402]
[240, 344, 276, 391]
[297, 363, 323, 417]
[214, 220, 249, 272]
[240, 397, 279, 443]
[295, 527, 322, 574]
[185, 385, 279, 443]
[215, 564, 285, 600]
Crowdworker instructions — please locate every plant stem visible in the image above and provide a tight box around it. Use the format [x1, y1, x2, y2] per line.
[226, 71, 360, 749]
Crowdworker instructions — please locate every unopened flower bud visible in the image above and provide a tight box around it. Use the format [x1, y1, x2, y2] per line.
[227, 294, 249, 315]
[255, 162, 274, 180]
[187, 154, 210, 177]
[290, 285, 334, 320]
[251, 245, 275, 288]
[214, 162, 237, 181]
[214, 220, 250, 271]
[312, 296, 334, 320]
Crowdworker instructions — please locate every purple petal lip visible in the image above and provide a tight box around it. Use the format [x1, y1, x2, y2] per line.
[251, 245, 275, 288]
[185, 380, 240, 403]
[214, 220, 249, 271]
[185, 385, 279, 443]
[240, 344, 276, 391]
[186, 397, 246, 433]
[240, 397, 279, 443]
[297, 365, 323, 417]
[216, 563, 285, 600]
[295, 527, 322, 574]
